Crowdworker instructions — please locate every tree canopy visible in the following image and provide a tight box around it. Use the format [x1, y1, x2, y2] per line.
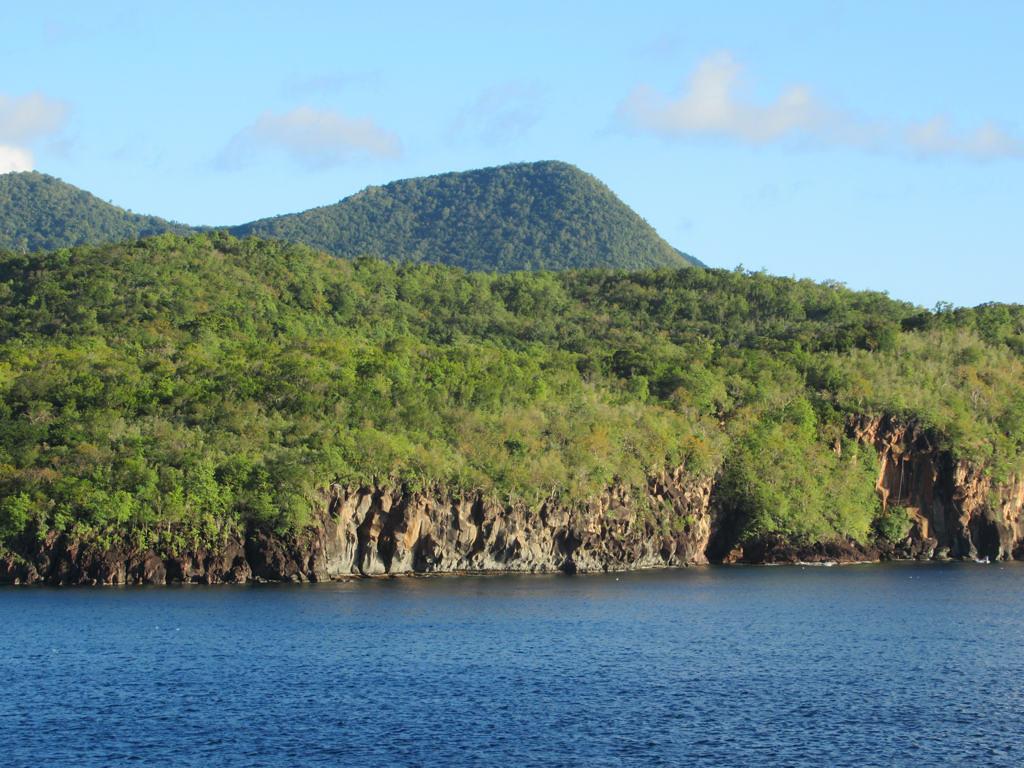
[0, 233, 1021, 556]
[0, 172, 190, 252]
[231, 161, 700, 270]
[0, 162, 700, 272]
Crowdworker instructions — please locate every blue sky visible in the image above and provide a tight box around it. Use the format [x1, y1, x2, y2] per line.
[2, 1, 1021, 307]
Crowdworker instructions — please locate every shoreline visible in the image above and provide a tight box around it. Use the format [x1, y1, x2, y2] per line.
[1, 554, 1007, 587]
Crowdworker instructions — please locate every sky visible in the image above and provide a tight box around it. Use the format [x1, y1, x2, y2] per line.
[2, 1, 1021, 308]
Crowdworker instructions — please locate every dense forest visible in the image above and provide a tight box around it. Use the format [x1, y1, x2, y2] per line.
[0, 172, 191, 252]
[232, 161, 700, 270]
[1, 232, 1022, 557]
[0, 162, 699, 272]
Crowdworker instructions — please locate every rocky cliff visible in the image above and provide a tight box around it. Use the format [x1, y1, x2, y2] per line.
[849, 414, 1024, 561]
[719, 415, 1024, 565]
[0, 467, 714, 585]
[4, 414, 1024, 585]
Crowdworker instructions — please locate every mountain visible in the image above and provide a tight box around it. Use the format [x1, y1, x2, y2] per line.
[230, 162, 700, 270]
[3, 232, 1024, 584]
[0, 171, 191, 252]
[0, 162, 700, 270]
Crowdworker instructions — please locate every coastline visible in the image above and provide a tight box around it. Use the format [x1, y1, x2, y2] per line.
[4, 413, 1023, 587]
[0, 538, 1005, 587]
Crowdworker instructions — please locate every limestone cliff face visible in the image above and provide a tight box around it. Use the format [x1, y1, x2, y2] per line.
[0, 467, 714, 585]
[849, 414, 1024, 561]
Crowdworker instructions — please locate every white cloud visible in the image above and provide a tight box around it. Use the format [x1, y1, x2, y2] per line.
[0, 144, 33, 173]
[0, 92, 69, 172]
[450, 83, 544, 145]
[618, 52, 1022, 160]
[618, 52, 836, 144]
[905, 117, 1023, 159]
[0, 92, 69, 143]
[217, 106, 401, 170]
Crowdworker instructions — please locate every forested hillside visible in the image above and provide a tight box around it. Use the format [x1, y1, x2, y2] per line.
[233, 161, 699, 270]
[0, 172, 190, 252]
[0, 162, 699, 271]
[1, 233, 1022, 558]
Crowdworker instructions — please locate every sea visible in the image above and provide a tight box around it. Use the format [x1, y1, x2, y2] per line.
[2, 562, 1023, 767]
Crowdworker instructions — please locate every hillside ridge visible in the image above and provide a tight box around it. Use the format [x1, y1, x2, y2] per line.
[0, 162, 701, 271]
[0, 171, 191, 252]
[230, 161, 701, 270]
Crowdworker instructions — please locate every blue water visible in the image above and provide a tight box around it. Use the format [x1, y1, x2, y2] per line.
[2, 564, 1023, 767]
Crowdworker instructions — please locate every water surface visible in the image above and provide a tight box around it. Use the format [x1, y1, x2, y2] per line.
[2, 563, 1022, 767]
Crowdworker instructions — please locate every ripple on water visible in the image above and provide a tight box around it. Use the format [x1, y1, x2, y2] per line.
[2, 563, 1024, 767]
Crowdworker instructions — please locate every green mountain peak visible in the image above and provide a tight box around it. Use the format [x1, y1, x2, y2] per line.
[231, 161, 701, 270]
[0, 162, 701, 271]
[0, 171, 190, 252]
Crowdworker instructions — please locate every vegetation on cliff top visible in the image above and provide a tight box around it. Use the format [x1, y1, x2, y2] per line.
[0, 233, 1022, 555]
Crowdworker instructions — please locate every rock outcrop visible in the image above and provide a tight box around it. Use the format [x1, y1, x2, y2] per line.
[5, 414, 1024, 586]
[0, 467, 714, 585]
[850, 414, 1024, 561]
[716, 535, 879, 565]
[699, 414, 1024, 566]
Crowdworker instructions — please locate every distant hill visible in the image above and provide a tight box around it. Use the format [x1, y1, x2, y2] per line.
[230, 161, 701, 270]
[0, 171, 191, 252]
[0, 162, 701, 270]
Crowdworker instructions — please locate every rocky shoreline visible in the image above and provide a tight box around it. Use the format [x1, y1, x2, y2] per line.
[3, 415, 1024, 585]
